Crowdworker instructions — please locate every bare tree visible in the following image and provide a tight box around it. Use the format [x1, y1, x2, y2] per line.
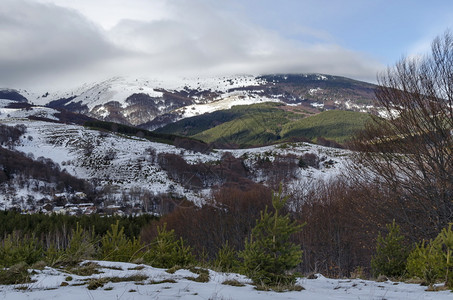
[352, 31, 453, 239]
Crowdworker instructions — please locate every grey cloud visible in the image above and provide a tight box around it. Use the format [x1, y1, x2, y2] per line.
[0, 0, 121, 88]
[108, 11, 381, 82]
[0, 0, 381, 90]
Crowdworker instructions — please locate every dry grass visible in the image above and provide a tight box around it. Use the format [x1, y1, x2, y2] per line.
[222, 279, 245, 287]
[185, 267, 210, 283]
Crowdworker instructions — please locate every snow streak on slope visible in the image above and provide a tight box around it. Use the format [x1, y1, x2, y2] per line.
[1, 260, 451, 300]
[175, 90, 280, 119]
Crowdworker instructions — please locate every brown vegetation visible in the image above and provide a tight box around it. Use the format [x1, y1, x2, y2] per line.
[141, 184, 272, 259]
[351, 31, 453, 241]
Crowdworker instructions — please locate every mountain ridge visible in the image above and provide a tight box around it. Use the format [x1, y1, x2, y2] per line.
[1, 73, 378, 130]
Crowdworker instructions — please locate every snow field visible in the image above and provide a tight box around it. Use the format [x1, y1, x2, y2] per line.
[1, 260, 451, 300]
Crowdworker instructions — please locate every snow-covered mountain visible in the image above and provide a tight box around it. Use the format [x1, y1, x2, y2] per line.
[5, 74, 377, 130]
[0, 104, 349, 213]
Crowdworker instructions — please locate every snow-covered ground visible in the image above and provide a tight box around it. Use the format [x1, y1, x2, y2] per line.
[18, 75, 276, 129]
[0, 105, 350, 209]
[175, 90, 281, 119]
[26, 75, 267, 108]
[1, 260, 451, 300]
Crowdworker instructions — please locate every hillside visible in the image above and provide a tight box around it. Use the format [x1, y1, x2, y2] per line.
[0, 104, 350, 213]
[281, 110, 372, 143]
[157, 102, 370, 147]
[3, 74, 377, 130]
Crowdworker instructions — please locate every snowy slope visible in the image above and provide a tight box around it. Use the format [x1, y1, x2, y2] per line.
[174, 90, 280, 119]
[0, 106, 350, 210]
[10, 73, 379, 131]
[28, 75, 267, 108]
[1, 260, 451, 300]
[0, 105, 59, 121]
[23, 75, 273, 127]
[3, 117, 214, 205]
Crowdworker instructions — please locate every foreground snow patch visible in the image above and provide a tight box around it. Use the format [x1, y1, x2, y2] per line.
[1, 260, 451, 300]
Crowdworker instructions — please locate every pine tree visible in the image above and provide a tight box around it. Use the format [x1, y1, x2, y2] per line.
[63, 222, 96, 265]
[214, 241, 239, 272]
[143, 224, 194, 268]
[240, 186, 304, 286]
[436, 223, 453, 287]
[0, 232, 43, 267]
[406, 223, 453, 287]
[406, 239, 444, 286]
[99, 220, 144, 262]
[371, 221, 409, 278]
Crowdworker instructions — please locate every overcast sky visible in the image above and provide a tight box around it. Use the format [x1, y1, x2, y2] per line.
[2, 0, 453, 90]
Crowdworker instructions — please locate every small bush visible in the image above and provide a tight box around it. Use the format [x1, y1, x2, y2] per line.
[107, 274, 148, 283]
[166, 265, 182, 274]
[99, 221, 144, 262]
[0, 233, 43, 267]
[86, 274, 148, 290]
[128, 265, 145, 271]
[0, 262, 33, 285]
[68, 262, 101, 276]
[87, 278, 107, 290]
[31, 260, 47, 270]
[255, 282, 304, 292]
[213, 242, 239, 272]
[143, 224, 194, 268]
[350, 266, 366, 279]
[371, 221, 409, 278]
[186, 267, 209, 282]
[149, 279, 177, 284]
[222, 279, 245, 287]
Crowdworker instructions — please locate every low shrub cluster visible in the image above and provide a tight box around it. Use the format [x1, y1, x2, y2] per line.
[406, 224, 453, 288]
[370, 222, 453, 289]
[0, 219, 197, 286]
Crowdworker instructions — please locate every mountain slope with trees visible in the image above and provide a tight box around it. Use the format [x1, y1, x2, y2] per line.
[156, 102, 370, 147]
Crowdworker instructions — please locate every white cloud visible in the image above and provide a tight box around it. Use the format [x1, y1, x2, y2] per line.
[34, 0, 170, 29]
[0, 0, 382, 90]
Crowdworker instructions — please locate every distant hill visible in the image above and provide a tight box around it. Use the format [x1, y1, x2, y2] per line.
[6, 74, 377, 130]
[257, 74, 376, 106]
[157, 102, 371, 147]
[0, 89, 28, 102]
[281, 110, 372, 143]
